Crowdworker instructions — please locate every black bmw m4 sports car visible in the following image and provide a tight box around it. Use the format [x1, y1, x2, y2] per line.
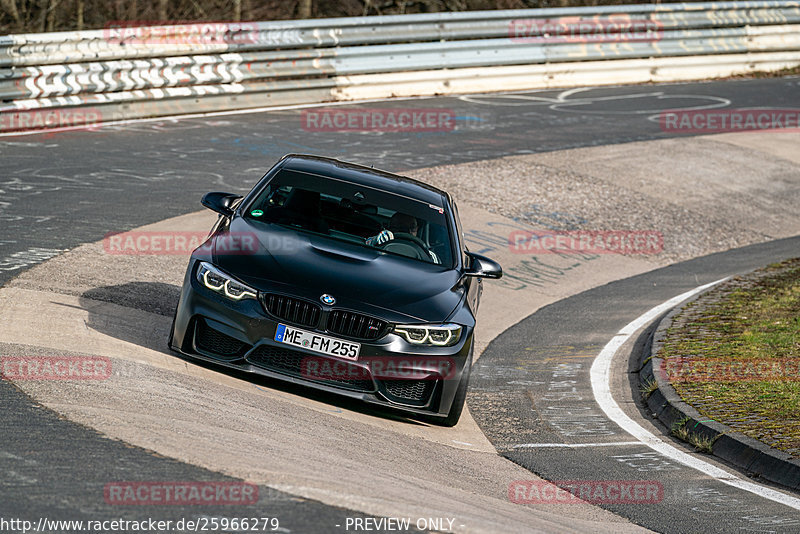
[169, 154, 501, 426]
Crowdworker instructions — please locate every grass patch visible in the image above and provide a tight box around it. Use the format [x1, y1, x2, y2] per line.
[659, 258, 800, 457]
[670, 418, 718, 454]
[671, 417, 692, 442]
[726, 64, 800, 79]
[640, 378, 659, 400]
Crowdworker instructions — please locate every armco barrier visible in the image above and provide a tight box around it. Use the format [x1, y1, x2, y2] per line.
[1, 1, 799, 132]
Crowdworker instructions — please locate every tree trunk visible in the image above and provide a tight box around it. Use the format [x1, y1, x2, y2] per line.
[76, 0, 84, 30]
[233, 0, 241, 21]
[1, 0, 23, 26]
[297, 0, 312, 19]
[128, 0, 138, 21]
[44, 0, 62, 32]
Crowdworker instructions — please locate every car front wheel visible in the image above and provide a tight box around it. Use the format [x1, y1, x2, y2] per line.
[426, 349, 471, 427]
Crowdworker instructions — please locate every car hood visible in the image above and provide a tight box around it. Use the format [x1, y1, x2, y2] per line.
[212, 218, 465, 323]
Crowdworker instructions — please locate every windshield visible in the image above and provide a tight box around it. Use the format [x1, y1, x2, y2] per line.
[243, 169, 454, 268]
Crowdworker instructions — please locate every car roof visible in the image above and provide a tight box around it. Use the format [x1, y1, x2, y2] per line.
[279, 154, 450, 208]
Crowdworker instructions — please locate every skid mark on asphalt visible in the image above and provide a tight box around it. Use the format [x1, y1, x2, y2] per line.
[459, 87, 731, 117]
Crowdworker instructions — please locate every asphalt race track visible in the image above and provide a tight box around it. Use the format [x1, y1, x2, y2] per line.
[3, 77, 799, 286]
[471, 236, 800, 534]
[1, 77, 799, 532]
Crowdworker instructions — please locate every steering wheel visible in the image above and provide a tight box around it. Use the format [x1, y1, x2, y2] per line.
[379, 232, 434, 261]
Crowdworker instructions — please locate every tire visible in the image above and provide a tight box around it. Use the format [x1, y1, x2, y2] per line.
[427, 349, 472, 427]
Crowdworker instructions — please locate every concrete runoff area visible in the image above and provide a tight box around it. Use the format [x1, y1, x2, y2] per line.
[1, 131, 799, 532]
[0, 211, 649, 534]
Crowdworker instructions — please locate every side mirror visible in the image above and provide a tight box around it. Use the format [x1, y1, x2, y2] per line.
[201, 192, 242, 218]
[465, 252, 503, 279]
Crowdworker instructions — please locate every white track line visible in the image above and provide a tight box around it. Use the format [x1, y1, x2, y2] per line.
[590, 278, 800, 511]
[5, 85, 573, 139]
[511, 442, 641, 449]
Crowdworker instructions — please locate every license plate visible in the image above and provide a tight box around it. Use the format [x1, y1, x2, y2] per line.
[274, 324, 360, 360]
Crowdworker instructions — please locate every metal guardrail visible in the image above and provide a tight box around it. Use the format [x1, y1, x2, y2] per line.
[1, 1, 799, 132]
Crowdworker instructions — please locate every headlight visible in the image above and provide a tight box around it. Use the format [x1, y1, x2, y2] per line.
[196, 262, 257, 300]
[394, 324, 462, 346]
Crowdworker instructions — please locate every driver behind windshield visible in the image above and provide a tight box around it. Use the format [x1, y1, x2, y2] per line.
[366, 212, 440, 264]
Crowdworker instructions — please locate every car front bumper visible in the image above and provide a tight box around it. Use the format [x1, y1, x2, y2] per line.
[169, 264, 474, 419]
